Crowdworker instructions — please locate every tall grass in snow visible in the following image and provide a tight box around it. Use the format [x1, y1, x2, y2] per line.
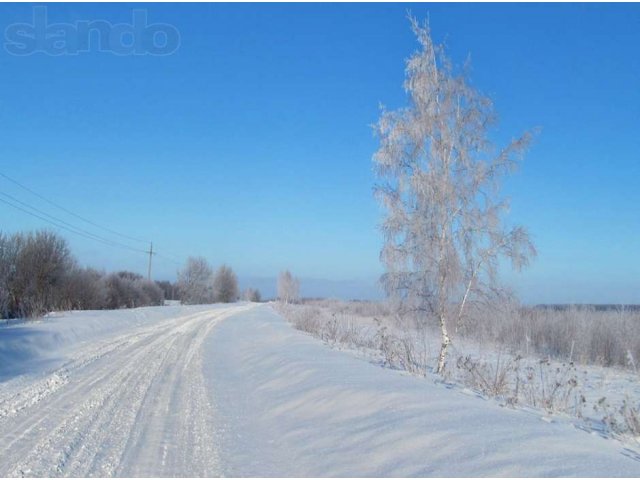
[462, 303, 640, 370]
[275, 299, 640, 439]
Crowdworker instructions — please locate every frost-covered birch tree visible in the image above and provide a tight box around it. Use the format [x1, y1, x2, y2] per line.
[177, 256, 215, 305]
[373, 18, 536, 374]
[277, 270, 300, 304]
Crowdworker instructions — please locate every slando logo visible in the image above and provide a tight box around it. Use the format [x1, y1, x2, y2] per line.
[4, 7, 180, 56]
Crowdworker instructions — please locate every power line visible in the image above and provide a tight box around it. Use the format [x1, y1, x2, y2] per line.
[155, 251, 183, 266]
[155, 249, 183, 263]
[0, 193, 148, 254]
[0, 173, 184, 274]
[2, 191, 182, 279]
[0, 191, 141, 250]
[0, 171, 149, 244]
[0, 192, 147, 253]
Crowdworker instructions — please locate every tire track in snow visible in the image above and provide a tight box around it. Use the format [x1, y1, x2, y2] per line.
[0, 310, 210, 461]
[0, 310, 209, 420]
[117, 309, 222, 476]
[0, 305, 252, 477]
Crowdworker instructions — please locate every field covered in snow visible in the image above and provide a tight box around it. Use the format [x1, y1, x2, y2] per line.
[1, 303, 640, 476]
[277, 300, 640, 442]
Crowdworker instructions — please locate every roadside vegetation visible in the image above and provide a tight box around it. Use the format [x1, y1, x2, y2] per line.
[277, 270, 300, 304]
[175, 257, 243, 305]
[0, 229, 248, 320]
[0, 230, 164, 319]
[276, 298, 640, 440]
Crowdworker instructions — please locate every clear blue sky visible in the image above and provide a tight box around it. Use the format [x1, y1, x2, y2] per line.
[0, 3, 638, 303]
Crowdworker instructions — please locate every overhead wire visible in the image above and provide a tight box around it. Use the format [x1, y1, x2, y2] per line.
[154, 252, 183, 266]
[0, 172, 186, 266]
[0, 195, 148, 254]
[0, 171, 149, 244]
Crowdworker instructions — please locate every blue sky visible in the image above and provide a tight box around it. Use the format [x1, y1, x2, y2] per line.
[0, 3, 638, 303]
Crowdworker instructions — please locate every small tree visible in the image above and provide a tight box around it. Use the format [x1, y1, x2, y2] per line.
[156, 280, 178, 301]
[104, 271, 141, 309]
[12, 230, 74, 317]
[252, 289, 261, 302]
[0, 232, 20, 318]
[243, 288, 261, 302]
[213, 265, 238, 303]
[177, 256, 215, 305]
[277, 270, 300, 304]
[137, 278, 165, 306]
[62, 267, 107, 310]
[373, 18, 536, 374]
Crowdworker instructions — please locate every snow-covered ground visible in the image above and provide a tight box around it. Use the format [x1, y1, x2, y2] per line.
[0, 304, 222, 382]
[277, 301, 640, 442]
[207, 305, 640, 476]
[1, 303, 640, 476]
[0, 304, 250, 477]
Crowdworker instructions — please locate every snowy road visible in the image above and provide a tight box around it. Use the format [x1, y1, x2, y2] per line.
[0, 305, 252, 477]
[2, 303, 640, 477]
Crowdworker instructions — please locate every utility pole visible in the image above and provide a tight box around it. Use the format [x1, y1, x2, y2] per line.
[147, 242, 154, 281]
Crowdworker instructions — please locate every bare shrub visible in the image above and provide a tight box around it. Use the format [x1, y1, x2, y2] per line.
[519, 359, 582, 414]
[276, 300, 422, 373]
[309, 299, 391, 318]
[285, 298, 640, 374]
[594, 395, 640, 438]
[156, 280, 179, 301]
[276, 303, 323, 336]
[100, 271, 162, 309]
[461, 304, 640, 370]
[454, 353, 584, 416]
[0, 232, 20, 318]
[62, 267, 107, 310]
[0, 229, 176, 319]
[137, 278, 164, 306]
[104, 272, 131, 309]
[371, 318, 423, 374]
[455, 354, 519, 399]
[177, 257, 215, 305]
[243, 288, 261, 302]
[0, 231, 75, 318]
[620, 398, 640, 436]
[213, 265, 238, 303]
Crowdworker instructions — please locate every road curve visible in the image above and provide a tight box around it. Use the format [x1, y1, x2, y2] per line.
[0, 305, 253, 477]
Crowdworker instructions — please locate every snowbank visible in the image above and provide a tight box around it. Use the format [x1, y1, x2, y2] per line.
[204, 305, 640, 476]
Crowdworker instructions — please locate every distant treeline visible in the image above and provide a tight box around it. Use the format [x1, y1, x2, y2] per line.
[535, 304, 640, 312]
[0, 230, 179, 320]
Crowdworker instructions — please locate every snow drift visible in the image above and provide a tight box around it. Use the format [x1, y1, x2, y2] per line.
[205, 305, 640, 477]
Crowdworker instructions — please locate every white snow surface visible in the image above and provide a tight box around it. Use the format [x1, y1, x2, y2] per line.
[0, 304, 220, 381]
[206, 305, 640, 477]
[0, 304, 246, 477]
[1, 303, 640, 477]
